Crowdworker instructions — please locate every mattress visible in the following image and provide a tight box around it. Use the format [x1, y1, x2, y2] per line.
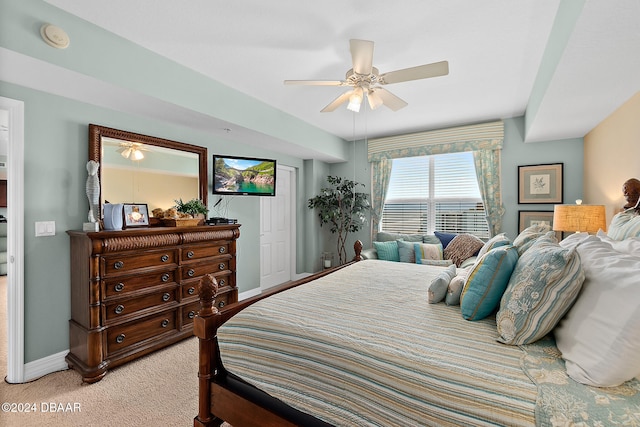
[218, 260, 538, 426]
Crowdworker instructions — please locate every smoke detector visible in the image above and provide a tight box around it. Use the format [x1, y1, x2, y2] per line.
[40, 24, 70, 49]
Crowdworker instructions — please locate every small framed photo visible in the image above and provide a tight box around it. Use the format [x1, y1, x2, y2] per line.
[518, 210, 561, 240]
[518, 163, 563, 204]
[123, 203, 149, 228]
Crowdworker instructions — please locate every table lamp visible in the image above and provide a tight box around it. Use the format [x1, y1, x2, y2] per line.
[552, 200, 606, 234]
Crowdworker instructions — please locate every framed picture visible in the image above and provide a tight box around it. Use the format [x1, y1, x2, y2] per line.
[518, 163, 563, 204]
[123, 203, 149, 228]
[518, 210, 561, 240]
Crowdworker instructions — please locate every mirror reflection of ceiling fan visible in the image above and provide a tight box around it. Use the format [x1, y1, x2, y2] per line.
[117, 142, 147, 160]
[284, 39, 449, 113]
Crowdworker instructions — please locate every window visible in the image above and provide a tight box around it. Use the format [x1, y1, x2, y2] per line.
[381, 152, 489, 238]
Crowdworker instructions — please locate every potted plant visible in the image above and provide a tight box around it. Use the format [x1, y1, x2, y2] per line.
[308, 176, 370, 265]
[174, 198, 209, 220]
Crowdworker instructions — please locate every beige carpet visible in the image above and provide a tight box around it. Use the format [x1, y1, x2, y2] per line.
[0, 276, 226, 427]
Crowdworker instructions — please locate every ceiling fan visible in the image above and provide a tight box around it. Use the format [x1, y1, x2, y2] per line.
[117, 142, 147, 160]
[284, 39, 449, 113]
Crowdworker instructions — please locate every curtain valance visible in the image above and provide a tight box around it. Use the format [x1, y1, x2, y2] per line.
[368, 120, 504, 162]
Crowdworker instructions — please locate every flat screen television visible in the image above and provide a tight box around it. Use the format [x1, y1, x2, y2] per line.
[212, 154, 276, 196]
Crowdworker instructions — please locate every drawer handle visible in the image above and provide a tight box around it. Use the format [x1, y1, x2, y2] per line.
[219, 279, 225, 286]
[187, 250, 194, 258]
[219, 263, 226, 270]
[188, 310, 196, 319]
[218, 301, 225, 308]
[114, 283, 125, 292]
[188, 287, 195, 295]
[161, 273, 170, 282]
[161, 319, 170, 328]
[161, 254, 169, 262]
[114, 261, 124, 270]
[162, 292, 171, 302]
[187, 269, 195, 277]
[114, 305, 125, 314]
[116, 334, 125, 344]
[219, 246, 226, 254]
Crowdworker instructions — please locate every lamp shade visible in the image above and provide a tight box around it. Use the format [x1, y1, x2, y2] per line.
[552, 204, 606, 233]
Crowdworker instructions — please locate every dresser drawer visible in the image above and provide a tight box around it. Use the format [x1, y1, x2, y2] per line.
[103, 270, 177, 298]
[104, 288, 178, 323]
[182, 259, 230, 280]
[102, 249, 178, 276]
[182, 243, 230, 261]
[182, 274, 230, 299]
[182, 292, 231, 326]
[106, 310, 178, 355]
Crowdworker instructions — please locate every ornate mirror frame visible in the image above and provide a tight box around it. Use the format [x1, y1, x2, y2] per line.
[88, 124, 208, 220]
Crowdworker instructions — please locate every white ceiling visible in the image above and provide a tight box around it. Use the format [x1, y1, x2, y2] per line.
[31, 0, 640, 148]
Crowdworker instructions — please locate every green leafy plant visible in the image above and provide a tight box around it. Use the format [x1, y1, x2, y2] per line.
[174, 198, 209, 217]
[308, 176, 370, 265]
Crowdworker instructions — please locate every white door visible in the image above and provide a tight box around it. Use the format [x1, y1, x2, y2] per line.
[260, 165, 294, 290]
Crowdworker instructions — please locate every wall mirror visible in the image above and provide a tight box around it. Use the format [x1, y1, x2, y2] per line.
[89, 124, 208, 220]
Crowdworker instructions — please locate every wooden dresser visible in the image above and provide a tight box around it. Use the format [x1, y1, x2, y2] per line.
[66, 224, 240, 383]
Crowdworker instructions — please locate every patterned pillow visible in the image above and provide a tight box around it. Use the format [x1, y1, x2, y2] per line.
[396, 240, 416, 263]
[420, 259, 453, 267]
[496, 234, 585, 345]
[460, 245, 519, 320]
[607, 211, 640, 240]
[373, 241, 400, 262]
[512, 223, 552, 255]
[445, 275, 466, 306]
[414, 243, 443, 264]
[428, 264, 457, 304]
[443, 233, 485, 267]
[476, 233, 510, 258]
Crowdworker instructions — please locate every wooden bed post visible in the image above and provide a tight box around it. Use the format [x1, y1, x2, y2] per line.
[194, 274, 222, 427]
[352, 240, 364, 261]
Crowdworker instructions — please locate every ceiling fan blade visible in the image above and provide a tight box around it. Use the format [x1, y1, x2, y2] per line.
[378, 60, 449, 85]
[321, 90, 353, 113]
[284, 80, 345, 86]
[350, 39, 374, 75]
[374, 88, 408, 111]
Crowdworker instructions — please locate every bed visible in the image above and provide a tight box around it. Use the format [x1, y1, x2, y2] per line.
[193, 221, 640, 427]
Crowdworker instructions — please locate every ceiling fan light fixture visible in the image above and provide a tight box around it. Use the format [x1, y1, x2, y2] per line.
[132, 149, 145, 160]
[121, 147, 132, 159]
[367, 89, 384, 110]
[347, 87, 363, 112]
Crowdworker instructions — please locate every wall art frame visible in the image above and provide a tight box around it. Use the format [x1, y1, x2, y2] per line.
[518, 163, 563, 204]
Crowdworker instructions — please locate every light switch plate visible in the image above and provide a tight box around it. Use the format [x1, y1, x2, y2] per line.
[35, 221, 55, 237]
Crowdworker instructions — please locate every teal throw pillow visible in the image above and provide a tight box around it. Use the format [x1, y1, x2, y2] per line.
[476, 233, 510, 258]
[373, 240, 400, 262]
[396, 240, 416, 263]
[496, 234, 585, 345]
[460, 245, 519, 320]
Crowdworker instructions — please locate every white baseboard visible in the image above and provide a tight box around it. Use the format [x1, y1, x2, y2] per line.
[23, 350, 69, 382]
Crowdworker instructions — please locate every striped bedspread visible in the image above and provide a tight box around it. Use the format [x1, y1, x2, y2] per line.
[217, 260, 537, 426]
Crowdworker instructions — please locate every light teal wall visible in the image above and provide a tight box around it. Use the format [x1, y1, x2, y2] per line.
[326, 117, 584, 252]
[0, 0, 348, 364]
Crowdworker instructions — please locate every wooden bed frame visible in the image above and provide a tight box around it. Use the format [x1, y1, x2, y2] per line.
[193, 241, 364, 427]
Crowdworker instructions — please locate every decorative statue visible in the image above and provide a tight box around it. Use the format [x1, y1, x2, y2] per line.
[86, 160, 100, 223]
[622, 178, 640, 210]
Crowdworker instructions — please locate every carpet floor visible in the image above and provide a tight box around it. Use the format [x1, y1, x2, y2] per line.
[0, 276, 226, 427]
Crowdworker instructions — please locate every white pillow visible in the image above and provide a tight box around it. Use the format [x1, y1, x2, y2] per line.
[554, 234, 640, 387]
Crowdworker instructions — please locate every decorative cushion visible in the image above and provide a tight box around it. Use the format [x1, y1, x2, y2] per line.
[555, 234, 640, 387]
[396, 240, 416, 263]
[460, 245, 519, 320]
[375, 232, 424, 243]
[434, 231, 457, 249]
[422, 235, 441, 245]
[512, 223, 552, 256]
[445, 275, 466, 306]
[414, 243, 443, 264]
[443, 233, 485, 267]
[427, 264, 457, 304]
[420, 259, 453, 267]
[496, 233, 584, 345]
[606, 211, 640, 240]
[476, 233, 510, 258]
[373, 241, 400, 262]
